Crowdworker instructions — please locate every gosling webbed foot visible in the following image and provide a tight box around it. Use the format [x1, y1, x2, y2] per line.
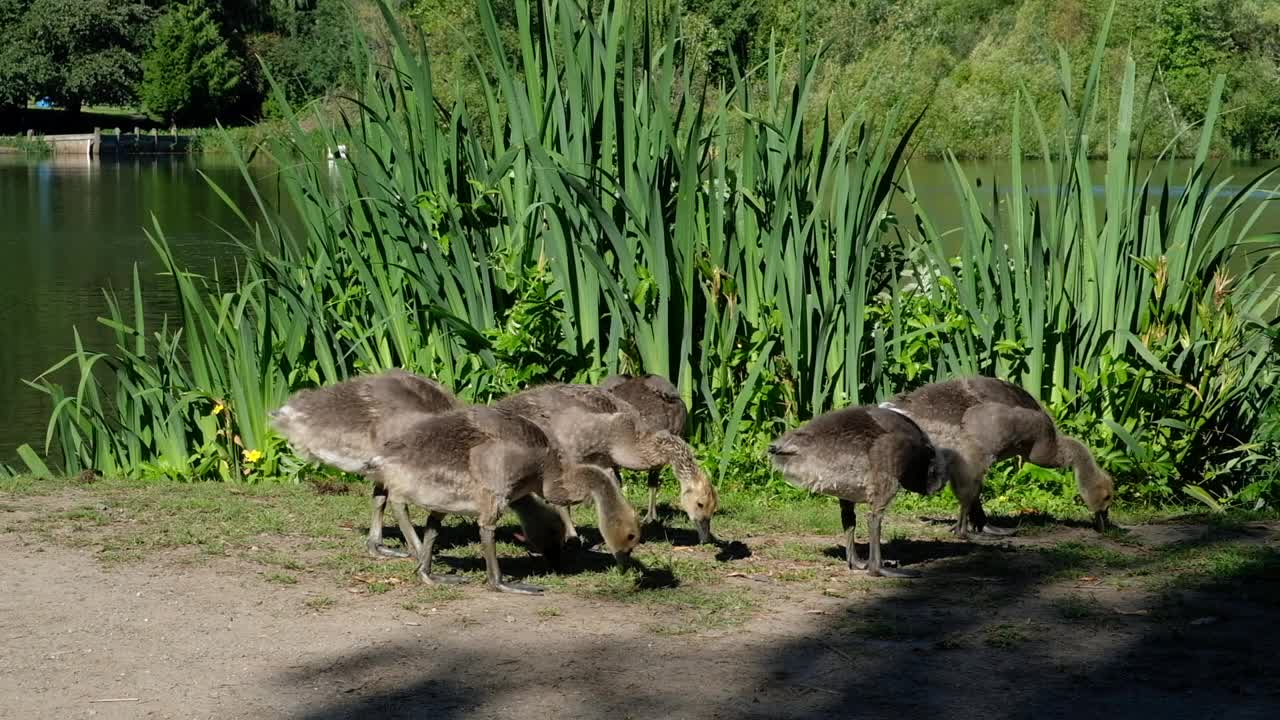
[867, 564, 921, 579]
[491, 579, 543, 595]
[850, 558, 899, 571]
[416, 568, 468, 586]
[368, 541, 412, 559]
[981, 524, 1016, 537]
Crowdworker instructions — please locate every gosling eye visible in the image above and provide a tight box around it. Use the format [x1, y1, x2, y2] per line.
[626, 533, 636, 542]
[696, 502, 705, 509]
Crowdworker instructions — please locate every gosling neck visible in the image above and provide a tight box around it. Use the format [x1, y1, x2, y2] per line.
[652, 433, 703, 491]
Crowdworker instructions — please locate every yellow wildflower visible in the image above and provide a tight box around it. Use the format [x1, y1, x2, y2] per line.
[211, 401, 226, 416]
[243, 448, 263, 464]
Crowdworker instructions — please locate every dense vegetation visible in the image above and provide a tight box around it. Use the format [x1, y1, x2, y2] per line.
[415, 0, 1280, 158]
[2, 0, 1279, 157]
[0, 0, 354, 124]
[5, 0, 1280, 518]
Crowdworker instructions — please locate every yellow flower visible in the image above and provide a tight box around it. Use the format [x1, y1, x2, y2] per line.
[242, 448, 263, 464]
[211, 402, 226, 416]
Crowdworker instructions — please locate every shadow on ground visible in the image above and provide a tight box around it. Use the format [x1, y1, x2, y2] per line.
[277, 519, 1280, 719]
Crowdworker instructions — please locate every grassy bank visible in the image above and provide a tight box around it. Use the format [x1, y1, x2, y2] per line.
[3, 473, 1276, 624]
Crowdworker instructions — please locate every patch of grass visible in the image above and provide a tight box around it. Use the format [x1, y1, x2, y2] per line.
[1039, 542, 1130, 577]
[62, 507, 109, 525]
[1052, 594, 1105, 622]
[304, 595, 336, 611]
[755, 539, 829, 562]
[843, 615, 940, 641]
[984, 621, 1034, 648]
[646, 588, 759, 635]
[1142, 542, 1280, 596]
[536, 606, 562, 618]
[254, 552, 306, 571]
[401, 585, 466, 612]
[265, 572, 299, 585]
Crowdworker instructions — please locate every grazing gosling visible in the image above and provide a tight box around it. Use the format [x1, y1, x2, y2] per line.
[887, 376, 1115, 537]
[367, 406, 641, 594]
[269, 369, 460, 559]
[496, 383, 720, 544]
[600, 373, 689, 524]
[769, 405, 948, 578]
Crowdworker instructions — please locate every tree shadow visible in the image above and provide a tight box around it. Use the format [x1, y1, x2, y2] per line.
[274, 518, 1280, 719]
[819, 537, 976, 567]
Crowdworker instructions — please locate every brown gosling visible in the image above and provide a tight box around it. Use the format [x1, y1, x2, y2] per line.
[886, 376, 1115, 537]
[366, 405, 641, 594]
[600, 373, 688, 524]
[495, 383, 720, 545]
[269, 369, 461, 559]
[769, 404, 948, 578]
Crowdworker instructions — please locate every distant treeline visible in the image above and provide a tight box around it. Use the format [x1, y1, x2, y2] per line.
[0, 0, 355, 125]
[2, 1, 1277, 156]
[418, 0, 1280, 158]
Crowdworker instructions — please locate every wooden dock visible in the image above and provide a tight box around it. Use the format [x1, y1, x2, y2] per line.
[27, 127, 192, 155]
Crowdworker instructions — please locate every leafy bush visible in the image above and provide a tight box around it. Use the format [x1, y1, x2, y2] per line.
[142, 2, 243, 124]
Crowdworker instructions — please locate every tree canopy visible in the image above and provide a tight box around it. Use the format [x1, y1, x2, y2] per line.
[142, 2, 243, 124]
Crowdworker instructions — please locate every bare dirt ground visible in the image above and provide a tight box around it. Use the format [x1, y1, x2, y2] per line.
[2, 486, 1279, 719]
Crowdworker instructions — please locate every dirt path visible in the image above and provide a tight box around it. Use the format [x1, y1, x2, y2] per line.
[2, 504, 1279, 719]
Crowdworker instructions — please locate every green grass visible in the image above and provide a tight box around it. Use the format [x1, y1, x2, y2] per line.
[4, 473, 1277, 639]
[984, 621, 1036, 648]
[1051, 594, 1107, 622]
[303, 595, 336, 611]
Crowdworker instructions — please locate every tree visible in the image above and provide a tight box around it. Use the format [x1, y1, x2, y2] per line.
[0, 0, 31, 111]
[16, 0, 153, 113]
[141, 2, 244, 124]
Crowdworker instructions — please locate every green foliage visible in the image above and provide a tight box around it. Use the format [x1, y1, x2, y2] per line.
[142, 2, 244, 124]
[248, 0, 355, 110]
[5, 0, 153, 111]
[908, 9, 1280, 504]
[20, 0, 1280, 515]
[0, 0, 32, 111]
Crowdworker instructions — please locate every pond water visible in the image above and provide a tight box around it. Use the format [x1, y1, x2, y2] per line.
[0, 153, 291, 462]
[1, 153, 1276, 463]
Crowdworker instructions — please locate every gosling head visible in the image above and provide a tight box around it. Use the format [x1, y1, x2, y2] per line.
[570, 464, 642, 569]
[1079, 466, 1115, 533]
[516, 498, 569, 572]
[599, 500, 641, 571]
[679, 467, 720, 545]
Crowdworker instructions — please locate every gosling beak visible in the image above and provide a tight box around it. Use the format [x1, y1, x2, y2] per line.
[1093, 509, 1110, 533]
[696, 518, 717, 545]
[613, 550, 638, 573]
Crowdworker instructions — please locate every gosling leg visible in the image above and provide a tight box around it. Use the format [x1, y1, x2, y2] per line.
[367, 484, 413, 558]
[867, 509, 920, 579]
[394, 503, 465, 586]
[556, 505, 581, 543]
[972, 498, 1016, 536]
[643, 469, 662, 524]
[481, 525, 542, 595]
[840, 499, 866, 570]
[949, 471, 981, 539]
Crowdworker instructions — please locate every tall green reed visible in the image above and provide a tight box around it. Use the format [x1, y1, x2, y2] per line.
[17, 0, 1278, 507]
[20, 0, 917, 482]
[907, 2, 1280, 500]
